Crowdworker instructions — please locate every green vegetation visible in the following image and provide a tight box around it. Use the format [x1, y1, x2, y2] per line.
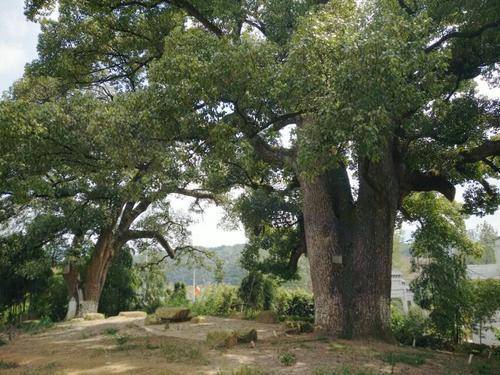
[160, 341, 207, 364]
[379, 351, 427, 366]
[279, 352, 297, 366]
[0, 360, 19, 369]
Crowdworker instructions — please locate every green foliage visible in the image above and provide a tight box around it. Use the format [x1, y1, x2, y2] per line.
[469, 279, 500, 336]
[379, 351, 427, 367]
[405, 193, 478, 344]
[274, 288, 314, 322]
[99, 248, 138, 317]
[134, 260, 168, 314]
[214, 259, 225, 284]
[279, 352, 296, 366]
[468, 222, 498, 264]
[0, 360, 19, 369]
[191, 284, 239, 317]
[391, 305, 430, 347]
[238, 272, 276, 310]
[166, 282, 189, 307]
[20, 316, 54, 335]
[0, 235, 52, 322]
[29, 274, 68, 322]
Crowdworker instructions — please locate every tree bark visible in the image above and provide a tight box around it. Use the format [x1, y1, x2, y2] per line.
[299, 141, 400, 339]
[77, 228, 115, 316]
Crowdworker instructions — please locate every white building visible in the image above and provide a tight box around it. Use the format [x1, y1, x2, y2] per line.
[391, 270, 414, 313]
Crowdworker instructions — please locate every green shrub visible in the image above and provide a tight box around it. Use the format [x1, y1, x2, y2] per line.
[20, 316, 54, 334]
[191, 284, 239, 317]
[391, 304, 429, 346]
[166, 282, 189, 306]
[239, 272, 276, 310]
[279, 351, 296, 366]
[29, 274, 68, 322]
[274, 288, 314, 321]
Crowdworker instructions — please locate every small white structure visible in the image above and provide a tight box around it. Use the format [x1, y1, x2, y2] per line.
[391, 270, 414, 313]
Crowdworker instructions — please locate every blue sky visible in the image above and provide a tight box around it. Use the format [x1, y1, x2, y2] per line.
[0, 0, 498, 243]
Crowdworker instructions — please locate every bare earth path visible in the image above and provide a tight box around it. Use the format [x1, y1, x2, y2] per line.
[0, 316, 497, 374]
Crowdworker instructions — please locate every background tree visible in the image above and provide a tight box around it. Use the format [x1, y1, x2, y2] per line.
[213, 259, 225, 284]
[405, 193, 480, 344]
[0, 75, 217, 317]
[468, 222, 498, 264]
[21, 0, 500, 338]
[469, 279, 500, 344]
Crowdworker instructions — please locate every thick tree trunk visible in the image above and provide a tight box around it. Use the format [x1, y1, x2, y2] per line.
[299, 144, 400, 339]
[77, 229, 116, 317]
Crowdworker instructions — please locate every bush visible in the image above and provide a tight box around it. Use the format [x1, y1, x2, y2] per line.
[391, 304, 429, 346]
[29, 274, 68, 322]
[274, 288, 314, 322]
[239, 272, 276, 310]
[191, 284, 240, 317]
[99, 249, 138, 316]
[166, 282, 189, 307]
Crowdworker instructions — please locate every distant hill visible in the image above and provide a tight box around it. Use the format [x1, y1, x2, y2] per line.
[163, 244, 246, 285]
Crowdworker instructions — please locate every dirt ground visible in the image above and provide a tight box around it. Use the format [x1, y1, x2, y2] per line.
[0, 315, 497, 374]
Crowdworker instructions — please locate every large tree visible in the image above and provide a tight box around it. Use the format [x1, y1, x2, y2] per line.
[0, 76, 217, 317]
[21, 0, 500, 338]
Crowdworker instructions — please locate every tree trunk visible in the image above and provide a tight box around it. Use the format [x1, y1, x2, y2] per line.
[77, 229, 115, 317]
[299, 143, 400, 340]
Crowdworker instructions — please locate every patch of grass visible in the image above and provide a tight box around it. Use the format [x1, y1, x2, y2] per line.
[379, 351, 426, 366]
[80, 331, 98, 339]
[20, 317, 54, 335]
[328, 342, 347, 351]
[145, 341, 160, 350]
[0, 338, 7, 346]
[470, 361, 493, 375]
[0, 360, 19, 369]
[314, 367, 377, 375]
[218, 366, 267, 375]
[316, 334, 330, 342]
[104, 327, 118, 335]
[279, 351, 296, 366]
[114, 334, 130, 346]
[160, 341, 208, 364]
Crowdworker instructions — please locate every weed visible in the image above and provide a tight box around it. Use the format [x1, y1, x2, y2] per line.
[279, 351, 296, 366]
[146, 341, 160, 350]
[218, 366, 267, 375]
[314, 366, 377, 375]
[329, 342, 347, 351]
[470, 361, 493, 375]
[104, 327, 118, 335]
[114, 334, 130, 346]
[160, 341, 208, 364]
[0, 360, 19, 369]
[379, 351, 426, 366]
[20, 317, 54, 335]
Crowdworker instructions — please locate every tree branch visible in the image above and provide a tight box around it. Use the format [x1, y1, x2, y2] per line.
[458, 140, 500, 164]
[122, 229, 175, 258]
[405, 171, 456, 201]
[425, 19, 500, 53]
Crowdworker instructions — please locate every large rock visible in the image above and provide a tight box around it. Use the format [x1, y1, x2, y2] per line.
[155, 307, 191, 322]
[118, 311, 147, 318]
[83, 313, 105, 321]
[255, 310, 278, 324]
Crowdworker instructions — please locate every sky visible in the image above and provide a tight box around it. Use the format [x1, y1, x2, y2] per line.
[0, 0, 498, 247]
